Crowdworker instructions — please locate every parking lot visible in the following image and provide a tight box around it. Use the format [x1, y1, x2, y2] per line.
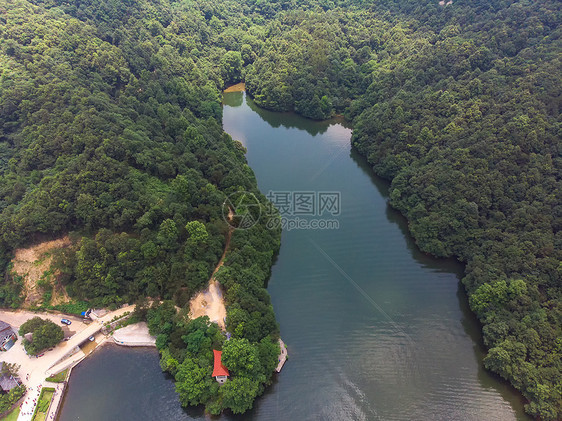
[0, 310, 86, 331]
[0, 310, 90, 386]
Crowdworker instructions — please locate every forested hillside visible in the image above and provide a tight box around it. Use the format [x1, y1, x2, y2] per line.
[0, 0, 559, 417]
[0, 0, 281, 413]
[243, 2, 561, 418]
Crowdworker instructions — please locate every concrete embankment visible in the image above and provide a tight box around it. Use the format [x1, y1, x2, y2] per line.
[44, 381, 65, 421]
[112, 322, 156, 347]
[32, 323, 155, 421]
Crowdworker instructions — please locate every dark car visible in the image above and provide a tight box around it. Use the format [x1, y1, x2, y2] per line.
[61, 318, 72, 325]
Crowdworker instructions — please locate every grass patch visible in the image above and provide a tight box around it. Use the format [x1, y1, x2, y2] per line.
[31, 388, 54, 421]
[47, 301, 89, 315]
[2, 407, 20, 421]
[46, 369, 68, 383]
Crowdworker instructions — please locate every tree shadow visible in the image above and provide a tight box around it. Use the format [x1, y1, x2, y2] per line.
[223, 91, 349, 137]
[350, 148, 462, 274]
[223, 91, 244, 108]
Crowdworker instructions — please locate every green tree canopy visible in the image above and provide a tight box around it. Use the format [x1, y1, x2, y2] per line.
[19, 317, 64, 355]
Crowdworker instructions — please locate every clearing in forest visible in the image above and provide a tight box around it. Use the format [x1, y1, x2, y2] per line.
[11, 237, 72, 307]
[189, 280, 227, 330]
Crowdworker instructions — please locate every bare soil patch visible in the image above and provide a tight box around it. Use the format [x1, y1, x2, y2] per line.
[189, 280, 227, 330]
[224, 82, 246, 92]
[12, 237, 72, 307]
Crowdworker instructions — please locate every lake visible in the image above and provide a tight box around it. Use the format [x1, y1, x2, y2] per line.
[58, 92, 528, 421]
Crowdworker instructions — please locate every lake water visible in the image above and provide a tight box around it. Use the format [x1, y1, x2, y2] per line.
[58, 92, 528, 421]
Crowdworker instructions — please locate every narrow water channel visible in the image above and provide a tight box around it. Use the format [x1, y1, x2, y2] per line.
[58, 92, 528, 421]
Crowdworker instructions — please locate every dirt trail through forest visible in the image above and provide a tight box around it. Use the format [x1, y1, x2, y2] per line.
[189, 212, 234, 330]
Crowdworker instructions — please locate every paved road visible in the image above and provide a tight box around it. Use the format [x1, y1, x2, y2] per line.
[0, 310, 85, 332]
[16, 383, 42, 420]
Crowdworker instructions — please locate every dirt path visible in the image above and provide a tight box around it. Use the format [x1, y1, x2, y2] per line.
[189, 215, 234, 330]
[11, 237, 72, 307]
[211, 214, 233, 279]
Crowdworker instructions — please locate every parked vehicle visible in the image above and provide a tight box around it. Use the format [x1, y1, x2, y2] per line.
[61, 318, 72, 325]
[88, 336, 95, 342]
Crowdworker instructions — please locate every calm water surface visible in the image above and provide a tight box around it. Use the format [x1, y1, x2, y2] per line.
[58, 93, 528, 421]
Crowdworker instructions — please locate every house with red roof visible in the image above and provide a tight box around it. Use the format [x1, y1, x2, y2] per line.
[212, 349, 229, 384]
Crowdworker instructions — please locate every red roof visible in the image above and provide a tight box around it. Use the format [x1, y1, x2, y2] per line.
[212, 350, 229, 377]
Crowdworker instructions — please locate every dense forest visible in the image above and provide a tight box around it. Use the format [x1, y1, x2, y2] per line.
[0, 0, 559, 417]
[0, 0, 281, 413]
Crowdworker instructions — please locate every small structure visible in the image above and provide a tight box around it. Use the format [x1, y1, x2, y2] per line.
[89, 309, 108, 320]
[276, 338, 288, 373]
[0, 321, 17, 352]
[212, 350, 229, 384]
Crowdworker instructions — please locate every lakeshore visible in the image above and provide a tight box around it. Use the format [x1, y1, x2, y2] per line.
[3, 204, 287, 420]
[3, 304, 288, 421]
[223, 82, 246, 93]
[220, 91, 528, 420]
[0, 307, 156, 421]
[4, 91, 528, 421]
[56, 91, 526, 421]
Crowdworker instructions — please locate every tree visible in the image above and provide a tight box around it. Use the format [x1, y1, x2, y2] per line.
[221, 338, 262, 380]
[0, 385, 26, 412]
[0, 362, 20, 378]
[175, 357, 212, 407]
[221, 51, 243, 85]
[185, 221, 209, 245]
[241, 44, 256, 65]
[146, 301, 177, 336]
[258, 337, 280, 375]
[221, 376, 259, 414]
[157, 219, 179, 251]
[19, 317, 64, 355]
[469, 281, 508, 319]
